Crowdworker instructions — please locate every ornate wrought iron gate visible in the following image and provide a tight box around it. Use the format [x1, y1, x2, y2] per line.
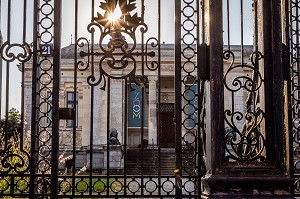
[0, 0, 205, 198]
[0, 0, 297, 198]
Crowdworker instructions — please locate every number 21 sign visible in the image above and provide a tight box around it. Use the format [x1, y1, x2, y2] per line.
[40, 44, 53, 57]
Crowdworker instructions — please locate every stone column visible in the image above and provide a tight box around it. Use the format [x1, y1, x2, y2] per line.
[97, 86, 108, 146]
[110, 79, 123, 144]
[93, 85, 101, 146]
[24, 84, 32, 133]
[81, 84, 90, 148]
[148, 76, 158, 146]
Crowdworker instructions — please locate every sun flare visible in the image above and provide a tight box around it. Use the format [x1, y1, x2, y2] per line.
[108, 6, 122, 22]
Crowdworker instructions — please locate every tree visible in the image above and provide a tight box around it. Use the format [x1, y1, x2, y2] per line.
[0, 107, 21, 139]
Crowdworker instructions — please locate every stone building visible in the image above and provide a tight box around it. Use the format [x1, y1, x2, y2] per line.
[22, 44, 253, 170]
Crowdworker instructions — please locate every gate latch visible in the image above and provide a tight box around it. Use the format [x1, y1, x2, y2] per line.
[59, 108, 75, 120]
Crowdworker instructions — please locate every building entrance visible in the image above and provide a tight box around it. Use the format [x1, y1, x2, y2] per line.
[160, 103, 175, 148]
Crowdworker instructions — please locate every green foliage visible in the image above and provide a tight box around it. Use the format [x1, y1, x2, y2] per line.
[0, 108, 21, 138]
[0, 112, 30, 196]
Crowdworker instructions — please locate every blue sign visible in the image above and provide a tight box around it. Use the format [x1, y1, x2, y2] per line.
[40, 44, 53, 57]
[129, 84, 145, 127]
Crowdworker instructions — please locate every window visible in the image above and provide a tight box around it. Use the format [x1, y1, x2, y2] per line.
[66, 92, 78, 128]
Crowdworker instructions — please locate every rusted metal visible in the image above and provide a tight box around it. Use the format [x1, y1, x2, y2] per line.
[208, 0, 224, 171]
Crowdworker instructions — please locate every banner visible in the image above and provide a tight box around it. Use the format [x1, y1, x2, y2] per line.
[129, 84, 145, 127]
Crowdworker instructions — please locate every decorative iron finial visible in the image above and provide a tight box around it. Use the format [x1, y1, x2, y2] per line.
[95, 0, 142, 33]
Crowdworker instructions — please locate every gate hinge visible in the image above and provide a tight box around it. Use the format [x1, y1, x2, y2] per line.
[59, 108, 75, 120]
[282, 43, 290, 81]
[198, 43, 210, 80]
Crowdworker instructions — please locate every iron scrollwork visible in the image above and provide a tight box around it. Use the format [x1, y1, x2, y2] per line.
[0, 131, 30, 175]
[0, 42, 32, 63]
[223, 50, 266, 161]
[145, 37, 159, 71]
[77, 0, 157, 89]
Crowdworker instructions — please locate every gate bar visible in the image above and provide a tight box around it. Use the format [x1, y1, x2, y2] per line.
[29, 0, 39, 196]
[72, 0, 79, 196]
[158, 0, 162, 195]
[20, 0, 27, 149]
[51, 0, 62, 197]
[174, 0, 182, 198]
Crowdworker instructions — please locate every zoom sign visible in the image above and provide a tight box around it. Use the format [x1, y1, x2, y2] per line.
[129, 84, 146, 127]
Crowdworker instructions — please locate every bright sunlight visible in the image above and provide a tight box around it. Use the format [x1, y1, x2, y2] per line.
[108, 5, 122, 22]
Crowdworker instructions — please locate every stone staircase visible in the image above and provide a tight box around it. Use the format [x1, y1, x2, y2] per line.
[126, 148, 176, 176]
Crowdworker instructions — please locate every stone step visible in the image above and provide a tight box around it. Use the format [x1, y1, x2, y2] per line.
[126, 149, 176, 175]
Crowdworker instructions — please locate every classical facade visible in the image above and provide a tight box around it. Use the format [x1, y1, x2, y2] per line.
[22, 44, 252, 169]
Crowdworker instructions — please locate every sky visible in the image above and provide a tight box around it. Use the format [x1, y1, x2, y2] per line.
[0, 0, 253, 116]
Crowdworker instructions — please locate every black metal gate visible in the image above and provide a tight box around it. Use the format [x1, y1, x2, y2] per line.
[0, 0, 205, 198]
[0, 0, 296, 198]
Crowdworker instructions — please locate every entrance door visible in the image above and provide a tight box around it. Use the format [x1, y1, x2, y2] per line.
[160, 104, 175, 148]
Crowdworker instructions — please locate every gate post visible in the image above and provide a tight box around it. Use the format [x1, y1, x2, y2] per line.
[201, 0, 292, 198]
[202, 0, 225, 173]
